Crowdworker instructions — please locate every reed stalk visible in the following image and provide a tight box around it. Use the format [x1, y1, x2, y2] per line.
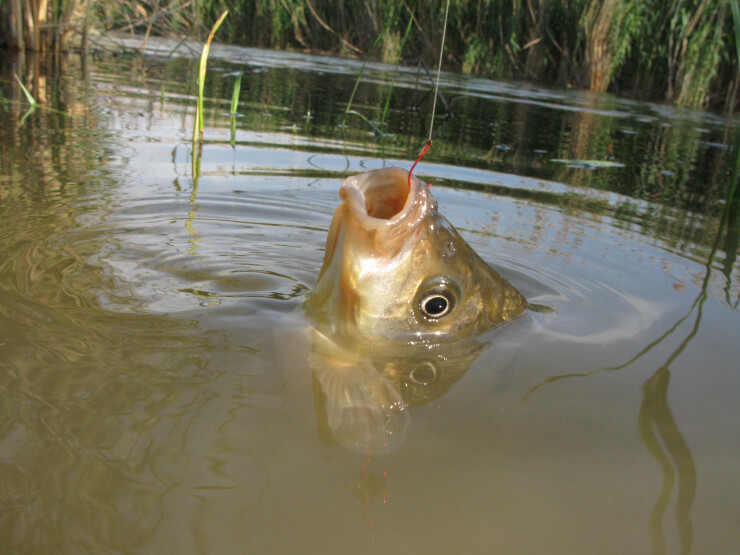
[13, 73, 38, 127]
[341, 7, 400, 129]
[731, 0, 740, 68]
[192, 9, 228, 146]
[14, 74, 38, 107]
[229, 72, 242, 147]
[380, 6, 415, 127]
[346, 110, 384, 136]
[230, 73, 242, 115]
[2, 0, 735, 110]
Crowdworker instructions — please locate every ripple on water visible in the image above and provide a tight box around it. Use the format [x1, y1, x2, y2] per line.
[2, 49, 739, 554]
[432, 181, 710, 362]
[96, 178, 334, 316]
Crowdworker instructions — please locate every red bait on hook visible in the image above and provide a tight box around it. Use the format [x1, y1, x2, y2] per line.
[408, 139, 434, 190]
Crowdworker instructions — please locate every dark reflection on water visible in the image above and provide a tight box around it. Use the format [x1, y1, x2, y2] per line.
[640, 367, 697, 555]
[309, 329, 504, 455]
[525, 236, 718, 554]
[0, 47, 738, 554]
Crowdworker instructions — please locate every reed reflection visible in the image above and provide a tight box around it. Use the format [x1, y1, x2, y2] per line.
[637, 159, 737, 553]
[524, 280, 704, 554]
[523, 147, 739, 553]
[639, 367, 697, 555]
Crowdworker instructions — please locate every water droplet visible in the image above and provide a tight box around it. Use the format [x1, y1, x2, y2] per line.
[442, 241, 456, 262]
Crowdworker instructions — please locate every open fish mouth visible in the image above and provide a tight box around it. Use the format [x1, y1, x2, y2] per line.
[339, 167, 437, 235]
[343, 167, 415, 220]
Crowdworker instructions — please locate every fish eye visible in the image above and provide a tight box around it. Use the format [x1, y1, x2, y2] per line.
[417, 278, 459, 320]
[420, 294, 451, 317]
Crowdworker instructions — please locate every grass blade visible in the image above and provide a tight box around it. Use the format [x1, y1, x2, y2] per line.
[342, 14, 396, 128]
[380, 8, 415, 126]
[230, 72, 242, 115]
[14, 74, 37, 107]
[229, 72, 242, 147]
[193, 10, 229, 145]
[346, 110, 385, 136]
[731, 0, 740, 64]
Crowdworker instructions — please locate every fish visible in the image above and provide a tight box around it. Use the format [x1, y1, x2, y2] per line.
[305, 166, 527, 454]
[305, 166, 527, 343]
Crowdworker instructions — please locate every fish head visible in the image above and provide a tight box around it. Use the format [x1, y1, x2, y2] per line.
[306, 167, 526, 345]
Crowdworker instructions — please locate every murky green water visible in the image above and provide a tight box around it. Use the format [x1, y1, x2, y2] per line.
[1, 41, 738, 554]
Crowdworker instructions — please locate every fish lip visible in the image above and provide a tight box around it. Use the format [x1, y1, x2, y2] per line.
[340, 167, 434, 230]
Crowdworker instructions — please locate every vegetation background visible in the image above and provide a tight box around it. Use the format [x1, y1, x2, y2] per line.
[0, 0, 738, 111]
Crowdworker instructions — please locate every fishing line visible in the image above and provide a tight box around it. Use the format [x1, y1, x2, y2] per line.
[429, 0, 450, 143]
[409, 0, 450, 189]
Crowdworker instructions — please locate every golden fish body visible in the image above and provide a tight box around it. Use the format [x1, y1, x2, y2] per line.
[306, 167, 527, 345]
[304, 167, 527, 454]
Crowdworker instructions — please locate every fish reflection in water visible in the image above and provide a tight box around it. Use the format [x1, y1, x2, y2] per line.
[305, 167, 527, 454]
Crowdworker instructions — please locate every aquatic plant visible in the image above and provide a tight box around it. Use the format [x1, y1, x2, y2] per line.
[193, 9, 228, 146]
[379, 6, 415, 127]
[12, 73, 38, 127]
[580, 0, 645, 93]
[2, 0, 737, 110]
[229, 72, 242, 116]
[229, 72, 242, 146]
[343, 8, 414, 139]
[2, 0, 59, 51]
[341, 11, 397, 130]
[13, 74, 37, 107]
[733, 0, 740, 63]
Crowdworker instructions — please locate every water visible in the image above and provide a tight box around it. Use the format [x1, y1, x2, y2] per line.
[0, 42, 738, 554]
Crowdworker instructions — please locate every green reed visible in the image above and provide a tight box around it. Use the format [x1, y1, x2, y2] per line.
[194, 0, 738, 110]
[13, 73, 38, 126]
[230, 72, 242, 147]
[193, 9, 228, 146]
[345, 110, 384, 136]
[341, 15, 396, 129]
[732, 0, 740, 66]
[726, 0, 740, 303]
[14, 74, 37, 107]
[379, 6, 415, 127]
[342, 3, 415, 137]
[230, 73, 242, 115]
[6, 0, 735, 110]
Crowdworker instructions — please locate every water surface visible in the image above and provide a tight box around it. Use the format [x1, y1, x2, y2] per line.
[0, 44, 738, 554]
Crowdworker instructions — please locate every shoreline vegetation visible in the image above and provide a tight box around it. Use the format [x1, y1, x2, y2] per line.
[0, 0, 738, 112]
